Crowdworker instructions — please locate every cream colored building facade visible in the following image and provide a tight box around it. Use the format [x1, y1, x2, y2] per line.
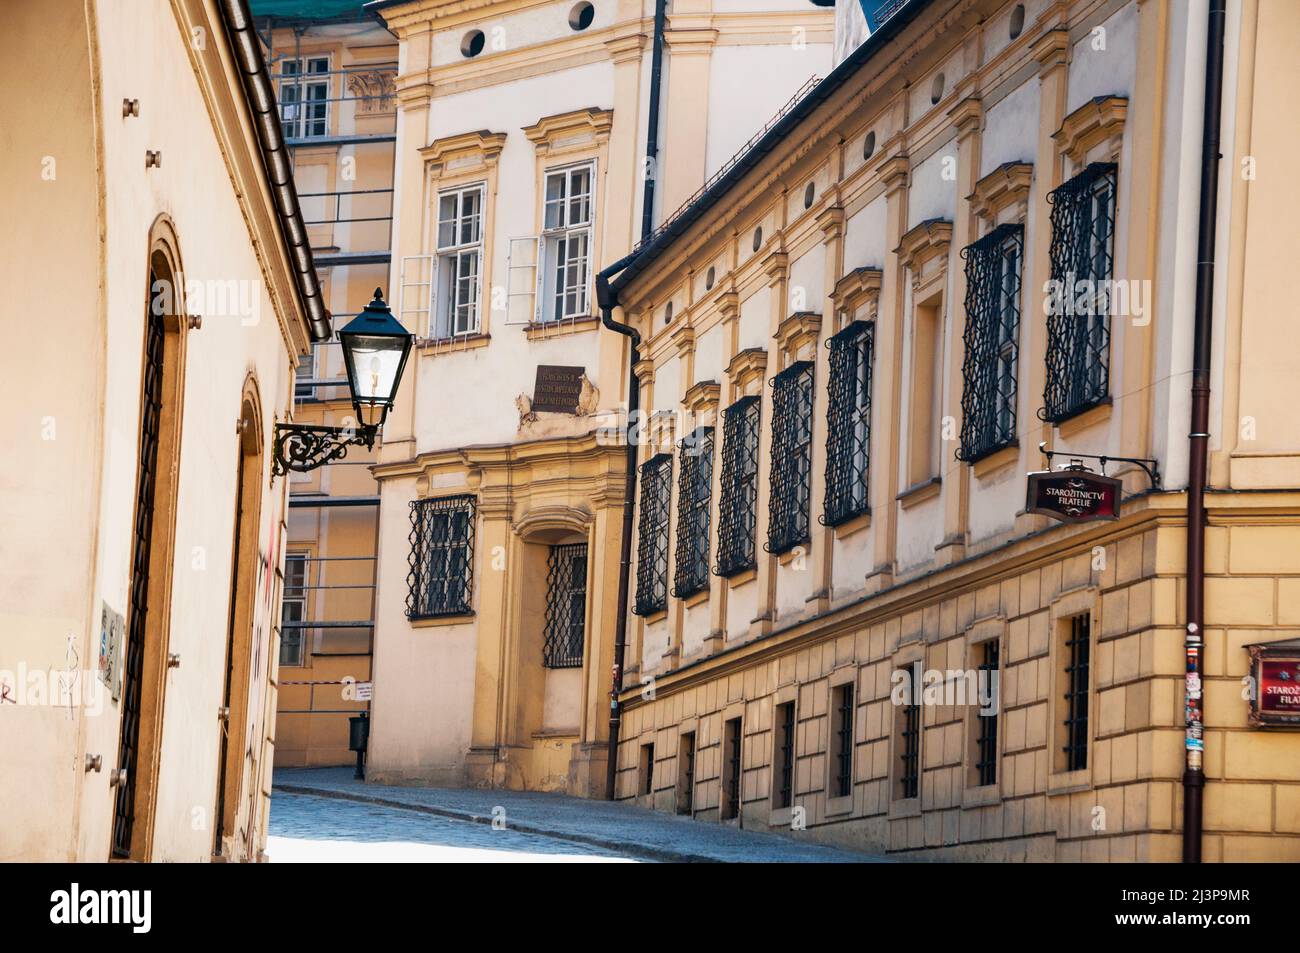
[365, 0, 834, 794]
[252, 2, 398, 768]
[606, 0, 1300, 860]
[0, 0, 327, 860]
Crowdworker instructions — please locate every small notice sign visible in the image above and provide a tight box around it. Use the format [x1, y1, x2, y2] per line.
[354, 681, 374, 702]
[1248, 639, 1300, 727]
[532, 365, 585, 414]
[1025, 467, 1122, 523]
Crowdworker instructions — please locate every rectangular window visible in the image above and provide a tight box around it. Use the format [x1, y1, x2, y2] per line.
[824, 320, 874, 526]
[974, 639, 1000, 786]
[540, 163, 594, 322]
[832, 682, 855, 799]
[278, 56, 330, 139]
[959, 223, 1023, 462]
[767, 361, 815, 555]
[433, 185, 484, 338]
[722, 716, 742, 820]
[639, 742, 655, 797]
[677, 732, 696, 815]
[633, 454, 672, 616]
[715, 396, 760, 577]
[278, 553, 309, 667]
[775, 701, 796, 810]
[405, 496, 475, 619]
[543, 542, 587, 668]
[907, 296, 943, 487]
[294, 345, 317, 401]
[1062, 614, 1091, 772]
[1043, 162, 1118, 422]
[672, 427, 714, 599]
[897, 671, 921, 800]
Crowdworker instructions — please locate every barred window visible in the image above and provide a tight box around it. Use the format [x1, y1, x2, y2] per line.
[959, 223, 1023, 462]
[823, 321, 873, 526]
[974, 639, 1000, 786]
[543, 543, 587, 668]
[832, 682, 854, 798]
[1042, 162, 1118, 423]
[714, 396, 760, 577]
[766, 361, 815, 555]
[672, 427, 714, 599]
[775, 701, 795, 809]
[1063, 614, 1091, 772]
[898, 688, 921, 800]
[722, 716, 742, 820]
[633, 453, 672, 615]
[406, 495, 475, 619]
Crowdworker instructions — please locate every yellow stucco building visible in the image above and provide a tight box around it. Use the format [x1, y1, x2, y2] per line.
[602, 0, 1300, 861]
[0, 0, 329, 860]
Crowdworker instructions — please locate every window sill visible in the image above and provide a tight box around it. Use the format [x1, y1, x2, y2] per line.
[887, 796, 921, 820]
[724, 566, 757, 588]
[776, 542, 809, 566]
[825, 792, 854, 818]
[418, 332, 490, 354]
[408, 612, 475, 628]
[971, 443, 1019, 479]
[1051, 398, 1113, 439]
[769, 804, 794, 827]
[961, 782, 1002, 808]
[831, 509, 872, 540]
[896, 476, 941, 509]
[525, 315, 601, 340]
[1047, 767, 1092, 797]
[637, 607, 668, 624]
[681, 588, 709, 609]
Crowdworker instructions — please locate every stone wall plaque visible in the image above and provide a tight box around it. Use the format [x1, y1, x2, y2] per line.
[532, 365, 585, 414]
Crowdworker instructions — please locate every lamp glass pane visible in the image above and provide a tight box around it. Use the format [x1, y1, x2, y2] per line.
[345, 334, 403, 404]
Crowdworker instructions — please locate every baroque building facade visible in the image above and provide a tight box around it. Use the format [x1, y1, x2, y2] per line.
[0, 0, 329, 859]
[364, 0, 834, 794]
[604, 0, 1300, 860]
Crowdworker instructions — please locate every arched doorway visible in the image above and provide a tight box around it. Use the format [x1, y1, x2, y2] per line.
[213, 378, 265, 860]
[111, 222, 189, 860]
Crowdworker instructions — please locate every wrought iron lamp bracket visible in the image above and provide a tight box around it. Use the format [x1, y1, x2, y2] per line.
[1037, 441, 1161, 490]
[272, 422, 376, 477]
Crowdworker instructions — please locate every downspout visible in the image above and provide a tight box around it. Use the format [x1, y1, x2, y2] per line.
[640, 0, 668, 240]
[598, 253, 641, 802]
[600, 0, 669, 801]
[1183, 0, 1226, 865]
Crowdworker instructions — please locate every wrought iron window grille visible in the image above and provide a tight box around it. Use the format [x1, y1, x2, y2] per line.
[834, 683, 854, 798]
[405, 495, 475, 619]
[714, 396, 761, 577]
[543, 542, 588, 668]
[776, 702, 796, 809]
[958, 223, 1023, 463]
[975, 639, 1000, 786]
[766, 361, 815, 555]
[899, 686, 921, 800]
[1041, 162, 1118, 424]
[672, 427, 714, 599]
[633, 453, 673, 615]
[822, 321, 874, 527]
[723, 717, 743, 820]
[1064, 614, 1091, 771]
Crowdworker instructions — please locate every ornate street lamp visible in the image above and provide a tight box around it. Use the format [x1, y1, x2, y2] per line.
[272, 288, 413, 476]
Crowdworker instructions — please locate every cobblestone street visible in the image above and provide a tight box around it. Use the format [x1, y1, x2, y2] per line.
[268, 768, 888, 863]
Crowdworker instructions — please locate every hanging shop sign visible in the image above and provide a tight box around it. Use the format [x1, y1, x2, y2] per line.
[531, 365, 586, 414]
[1025, 465, 1123, 524]
[1246, 638, 1300, 728]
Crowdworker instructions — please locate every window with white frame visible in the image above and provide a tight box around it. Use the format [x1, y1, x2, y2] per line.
[540, 163, 594, 322]
[433, 184, 484, 338]
[279, 553, 309, 667]
[278, 56, 330, 139]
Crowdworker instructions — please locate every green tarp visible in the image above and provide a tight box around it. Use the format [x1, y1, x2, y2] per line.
[249, 0, 371, 22]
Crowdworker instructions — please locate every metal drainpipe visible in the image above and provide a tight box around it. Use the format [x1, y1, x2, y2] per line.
[597, 253, 641, 803]
[1183, 0, 1226, 865]
[640, 0, 668, 241]
[599, 0, 669, 802]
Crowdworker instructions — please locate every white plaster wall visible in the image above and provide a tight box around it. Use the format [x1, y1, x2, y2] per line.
[789, 244, 825, 314]
[1067, 1, 1138, 112]
[695, 323, 725, 384]
[844, 195, 888, 270]
[832, 526, 874, 597]
[655, 354, 682, 412]
[738, 285, 771, 350]
[980, 78, 1039, 178]
[705, 43, 832, 179]
[726, 579, 758, 636]
[908, 140, 959, 228]
[775, 558, 812, 621]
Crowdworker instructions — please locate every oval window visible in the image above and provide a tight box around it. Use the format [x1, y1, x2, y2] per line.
[569, 1, 595, 31]
[803, 182, 815, 209]
[705, 266, 716, 291]
[752, 227, 763, 252]
[1009, 4, 1026, 40]
[863, 130, 876, 160]
[461, 29, 485, 58]
[930, 72, 945, 105]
